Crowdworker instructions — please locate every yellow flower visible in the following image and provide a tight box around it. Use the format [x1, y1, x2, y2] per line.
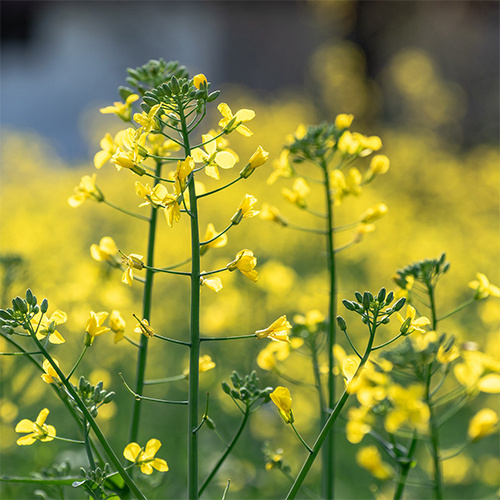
[200, 223, 228, 256]
[193, 74, 207, 89]
[335, 113, 354, 129]
[110, 128, 147, 175]
[468, 408, 498, 441]
[385, 384, 430, 434]
[90, 236, 119, 262]
[94, 130, 127, 169]
[454, 350, 500, 394]
[259, 203, 289, 227]
[85, 311, 110, 345]
[397, 305, 431, 334]
[231, 194, 260, 224]
[174, 156, 194, 191]
[15, 408, 56, 446]
[200, 275, 223, 292]
[109, 310, 126, 343]
[281, 177, 310, 208]
[346, 406, 373, 444]
[356, 446, 393, 480]
[133, 104, 161, 134]
[369, 154, 390, 175]
[227, 249, 258, 282]
[360, 203, 388, 224]
[256, 315, 292, 342]
[468, 273, 500, 300]
[134, 318, 155, 338]
[192, 133, 236, 180]
[436, 344, 460, 365]
[184, 354, 216, 377]
[41, 359, 61, 385]
[240, 146, 269, 178]
[100, 94, 139, 121]
[218, 102, 255, 136]
[121, 253, 144, 285]
[267, 149, 293, 185]
[270, 386, 294, 424]
[257, 342, 292, 370]
[123, 438, 169, 475]
[31, 310, 67, 344]
[68, 174, 104, 207]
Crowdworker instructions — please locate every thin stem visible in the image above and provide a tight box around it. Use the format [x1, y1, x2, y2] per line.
[393, 432, 418, 500]
[437, 298, 475, 322]
[145, 374, 188, 385]
[52, 435, 85, 444]
[67, 346, 88, 380]
[159, 257, 192, 270]
[305, 207, 328, 219]
[200, 222, 234, 246]
[83, 419, 96, 469]
[291, 422, 313, 453]
[0, 350, 42, 355]
[200, 334, 255, 342]
[154, 334, 191, 346]
[143, 171, 175, 183]
[145, 264, 191, 276]
[310, 340, 327, 418]
[287, 222, 327, 235]
[128, 158, 162, 444]
[197, 176, 242, 199]
[200, 267, 229, 277]
[103, 200, 150, 221]
[120, 372, 188, 405]
[372, 332, 405, 351]
[343, 328, 362, 359]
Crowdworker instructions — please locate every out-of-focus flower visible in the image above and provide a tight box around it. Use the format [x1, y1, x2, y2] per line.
[346, 406, 373, 444]
[454, 349, 500, 394]
[468, 273, 500, 300]
[193, 74, 207, 89]
[360, 204, 388, 224]
[267, 149, 293, 185]
[282, 177, 310, 208]
[259, 203, 289, 226]
[436, 344, 460, 365]
[240, 146, 269, 178]
[200, 275, 223, 292]
[231, 194, 260, 224]
[41, 359, 61, 385]
[85, 311, 110, 345]
[218, 102, 255, 136]
[226, 249, 258, 281]
[134, 318, 155, 338]
[200, 223, 228, 255]
[191, 133, 236, 180]
[356, 446, 393, 480]
[109, 310, 126, 343]
[384, 384, 430, 434]
[123, 439, 169, 475]
[100, 94, 139, 121]
[15, 408, 56, 446]
[68, 174, 104, 207]
[90, 236, 119, 262]
[270, 386, 294, 424]
[369, 155, 390, 175]
[468, 408, 498, 441]
[184, 355, 216, 377]
[335, 113, 354, 129]
[397, 305, 431, 334]
[94, 130, 127, 168]
[31, 310, 67, 344]
[121, 253, 144, 286]
[255, 316, 292, 342]
[293, 310, 325, 334]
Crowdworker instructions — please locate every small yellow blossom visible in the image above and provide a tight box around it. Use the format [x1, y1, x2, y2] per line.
[346, 406, 373, 444]
[385, 384, 430, 434]
[191, 134, 236, 180]
[200, 223, 228, 256]
[184, 355, 216, 377]
[174, 156, 194, 191]
[41, 359, 61, 385]
[267, 149, 293, 185]
[436, 344, 460, 365]
[293, 310, 325, 333]
[227, 249, 258, 282]
[110, 128, 147, 175]
[231, 194, 260, 224]
[193, 74, 207, 89]
[468, 408, 498, 441]
[121, 253, 144, 286]
[454, 350, 500, 394]
[360, 203, 388, 224]
[282, 177, 310, 208]
[94, 130, 126, 169]
[346, 167, 362, 196]
[134, 318, 156, 338]
[90, 236, 119, 262]
[68, 174, 104, 207]
[31, 310, 67, 344]
[200, 275, 223, 292]
[356, 446, 393, 480]
[85, 311, 110, 345]
[15, 408, 56, 446]
[256, 316, 292, 342]
[133, 104, 161, 134]
[335, 113, 354, 129]
[259, 203, 289, 226]
[270, 386, 294, 424]
[468, 273, 500, 300]
[100, 94, 139, 121]
[240, 146, 269, 178]
[123, 439, 169, 475]
[257, 341, 293, 370]
[397, 305, 431, 334]
[369, 154, 390, 175]
[218, 102, 255, 136]
[109, 310, 126, 343]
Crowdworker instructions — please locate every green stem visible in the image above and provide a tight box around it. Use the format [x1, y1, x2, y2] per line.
[197, 176, 242, 199]
[67, 346, 88, 380]
[83, 419, 96, 469]
[200, 334, 255, 342]
[287, 223, 327, 235]
[103, 200, 150, 221]
[291, 422, 313, 453]
[128, 158, 162, 443]
[144, 374, 188, 385]
[437, 298, 475, 322]
[199, 408, 250, 496]
[310, 340, 327, 418]
[393, 432, 418, 500]
[52, 435, 85, 444]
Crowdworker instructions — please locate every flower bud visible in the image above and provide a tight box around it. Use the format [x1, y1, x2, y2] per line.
[40, 298, 49, 314]
[336, 315, 347, 331]
[193, 74, 207, 89]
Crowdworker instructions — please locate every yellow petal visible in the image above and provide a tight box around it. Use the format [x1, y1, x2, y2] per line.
[234, 109, 255, 122]
[215, 151, 236, 169]
[152, 458, 169, 472]
[140, 463, 154, 475]
[123, 442, 141, 462]
[478, 374, 500, 393]
[15, 419, 36, 433]
[17, 434, 37, 446]
[217, 103, 232, 119]
[204, 165, 220, 180]
[144, 438, 162, 458]
[235, 124, 253, 137]
[94, 150, 112, 169]
[35, 408, 50, 426]
[48, 331, 65, 344]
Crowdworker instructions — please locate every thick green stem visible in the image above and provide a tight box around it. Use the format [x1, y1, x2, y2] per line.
[393, 433, 418, 500]
[128, 159, 162, 443]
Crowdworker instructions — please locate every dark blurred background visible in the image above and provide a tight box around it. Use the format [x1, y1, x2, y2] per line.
[1, 0, 498, 160]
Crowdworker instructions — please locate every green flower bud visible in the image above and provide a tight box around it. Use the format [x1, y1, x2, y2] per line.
[393, 298, 406, 312]
[342, 300, 356, 311]
[377, 288, 386, 303]
[40, 298, 49, 314]
[221, 382, 231, 395]
[336, 315, 347, 331]
[103, 392, 115, 404]
[385, 291, 394, 305]
[13, 297, 28, 314]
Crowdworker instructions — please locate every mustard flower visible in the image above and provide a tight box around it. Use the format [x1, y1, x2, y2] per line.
[85, 311, 110, 345]
[360, 203, 388, 224]
[133, 104, 161, 134]
[109, 310, 126, 343]
[468, 408, 498, 441]
[369, 154, 390, 175]
[436, 344, 460, 365]
[15, 408, 56, 446]
[454, 350, 500, 394]
[285, 123, 307, 144]
[174, 156, 194, 191]
[193, 73, 207, 89]
[334, 113, 354, 129]
[218, 102, 255, 137]
[201, 223, 228, 254]
[256, 315, 292, 342]
[94, 130, 126, 169]
[123, 438, 169, 475]
[257, 342, 291, 371]
[200, 275, 223, 292]
[468, 273, 500, 300]
[270, 386, 294, 424]
[191, 134, 236, 180]
[267, 149, 293, 185]
[183, 355, 216, 377]
[259, 203, 289, 226]
[397, 305, 431, 335]
[240, 145, 269, 178]
[121, 253, 144, 286]
[346, 406, 373, 444]
[134, 318, 155, 338]
[68, 174, 104, 207]
[41, 359, 61, 385]
[346, 167, 362, 196]
[385, 384, 430, 434]
[100, 94, 139, 121]
[231, 194, 260, 224]
[281, 177, 310, 208]
[90, 236, 118, 262]
[356, 446, 393, 480]
[227, 249, 258, 282]
[147, 134, 181, 157]
[294, 309, 325, 334]
[31, 310, 67, 344]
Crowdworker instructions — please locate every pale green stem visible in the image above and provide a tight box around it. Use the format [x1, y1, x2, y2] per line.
[103, 200, 150, 221]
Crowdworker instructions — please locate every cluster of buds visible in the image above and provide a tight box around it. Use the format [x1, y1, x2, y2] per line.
[0, 289, 48, 333]
[221, 371, 272, 406]
[71, 377, 115, 419]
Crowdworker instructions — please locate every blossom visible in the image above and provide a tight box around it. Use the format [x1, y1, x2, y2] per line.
[270, 386, 294, 424]
[174, 156, 194, 191]
[110, 128, 148, 175]
[31, 310, 67, 344]
[133, 104, 161, 134]
[100, 94, 139, 121]
[454, 349, 500, 394]
[360, 203, 388, 224]
[68, 174, 104, 207]
[109, 310, 126, 343]
[94, 130, 126, 168]
[15, 408, 56, 446]
[259, 203, 289, 226]
[90, 236, 118, 262]
[356, 446, 393, 480]
[468, 273, 500, 300]
[267, 149, 294, 185]
[397, 305, 430, 334]
[41, 359, 61, 385]
[384, 384, 430, 434]
[121, 253, 144, 285]
[183, 355, 216, 377]
[191, 134, 236, 180]
[369, 154, 390, 175]
[334, 113, 354, 129]
[193, 74, 207, 89]
[468, 408, 498, 441]
[281, 178, 310, 208]
[200, 275, 223, 292]
[346, 406, 373, 444]
[231, 194, 260, 224]
[227, 249, 258, 282]
[240, 146, 269, 178]
[200, 223, 228, 255]
[293, 310, 325, 332]
[218, 102, 255, 136]
[436, 344, 460, 365]
[256, 316, 292, 342]
[85, 311, 110, 345]
[134, 318, 155, 338]
[123, 438, 169, 475]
